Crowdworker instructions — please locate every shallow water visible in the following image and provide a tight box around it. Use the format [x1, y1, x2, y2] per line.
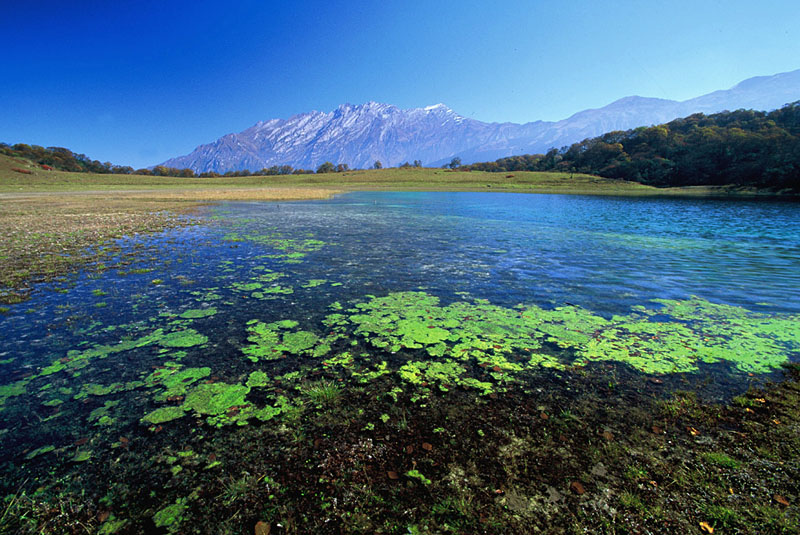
[1, 191, 799, 530]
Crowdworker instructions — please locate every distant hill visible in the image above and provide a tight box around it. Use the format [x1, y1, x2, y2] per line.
[160, 69, 800, 173]
[464, 103, 800, 191]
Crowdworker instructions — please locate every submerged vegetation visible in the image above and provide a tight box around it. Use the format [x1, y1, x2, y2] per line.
[1, 279, 798, 532]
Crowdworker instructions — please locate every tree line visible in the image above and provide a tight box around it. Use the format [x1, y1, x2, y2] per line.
[1, 143, 430, 177]
[0, 143, 323, 177]
[462, 102, 800, 191]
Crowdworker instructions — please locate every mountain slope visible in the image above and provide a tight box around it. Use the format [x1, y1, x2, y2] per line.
[160, 69, 800, 173]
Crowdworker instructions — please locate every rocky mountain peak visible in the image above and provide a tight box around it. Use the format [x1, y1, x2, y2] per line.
[159, 69, 800, 173]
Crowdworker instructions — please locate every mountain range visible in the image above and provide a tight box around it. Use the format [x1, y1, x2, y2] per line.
[160, 69, 800, 173]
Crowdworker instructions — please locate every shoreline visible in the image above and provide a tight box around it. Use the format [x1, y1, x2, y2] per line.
[0, 162, 796, 302]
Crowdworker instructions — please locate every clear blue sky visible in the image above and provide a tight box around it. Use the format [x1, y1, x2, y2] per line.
[1, 0, 798, 168]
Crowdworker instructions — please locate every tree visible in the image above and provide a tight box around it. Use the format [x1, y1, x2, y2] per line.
[448, 157, 462, 169]
[413, 160, 422, 167]
[316, 162, 335, 173]
[335, 163, 349, 173]
[373, 160, 382, 169]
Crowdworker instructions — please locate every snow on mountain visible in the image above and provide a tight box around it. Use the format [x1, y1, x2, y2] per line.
[160, 69, 800, 173]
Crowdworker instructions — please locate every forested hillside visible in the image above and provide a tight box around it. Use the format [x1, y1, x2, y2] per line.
[0, 143, 141, 174]
[464, 103, 800, 191]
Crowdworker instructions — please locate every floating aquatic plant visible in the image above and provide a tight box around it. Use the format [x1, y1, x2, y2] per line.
[179, 308, 217, 319]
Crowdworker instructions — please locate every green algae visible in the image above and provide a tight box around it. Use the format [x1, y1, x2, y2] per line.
[302, 279, 328, 288]
[241, 321, 282, 362]
[574, 297, 800, 374]
[242, 321, 321, 361]
[322, 351, 354, 369]
[74, 381, 143, 400]
[71, 450, 92, 463]
[0, 381, 28, 406]
[405, 469, 432, 485]
[271, 319, 299, 329]
[281, 330, 319, 354]
[223, 231, 327, 263]
[153, 498, 187, 528]
[233, 282, 262, 292]
[97, 515, 128, 534]
[5, 285, 797, 489]
[179, 308, 217, 319]
[147, 268, 762, 426]
[24, 445, 55, 460]
[246, 370, 269, 388]
[141, 405, 187, 425]
[184, 383, 248, 416]
[399, 360, 495, 396]
[35, 327, 207, 381]
[141, 371, 287, 427]
[256, 271, 286, 283]
[235, 290, 795, 401]
[158, 329, 208, 348]
[146, 366, 211, 400]
[252, 285, 294, 299]
[351, 360, 392, 384]
[341, 291, 800, 377]
[263, 285, 293, 294]
[191, 289, 222, 301]
[88, 400, 121, 427]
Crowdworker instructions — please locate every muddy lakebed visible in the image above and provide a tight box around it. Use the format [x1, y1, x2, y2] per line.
[1, 191, 799, 534]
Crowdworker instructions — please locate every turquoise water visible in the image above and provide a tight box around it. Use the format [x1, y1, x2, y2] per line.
[0, 191, 798, 531]
[281, 191, 800, 314]
[2, 191, 800, 397]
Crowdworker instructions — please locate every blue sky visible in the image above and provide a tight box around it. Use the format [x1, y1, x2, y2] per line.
[1, 0, 799, 168]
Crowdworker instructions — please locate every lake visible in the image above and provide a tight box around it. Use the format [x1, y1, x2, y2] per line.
[1, 191, 799, 532]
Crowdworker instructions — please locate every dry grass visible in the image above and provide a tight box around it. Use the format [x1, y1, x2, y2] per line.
[0, 187, 339, 303]
[117, 187, 340, 202]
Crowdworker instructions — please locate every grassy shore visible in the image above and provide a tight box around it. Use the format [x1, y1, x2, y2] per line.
[0, 155, 341, 302]
[0, 154, 774, 196]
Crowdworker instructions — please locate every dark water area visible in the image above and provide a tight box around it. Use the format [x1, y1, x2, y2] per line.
[1, 191, 799, 532]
